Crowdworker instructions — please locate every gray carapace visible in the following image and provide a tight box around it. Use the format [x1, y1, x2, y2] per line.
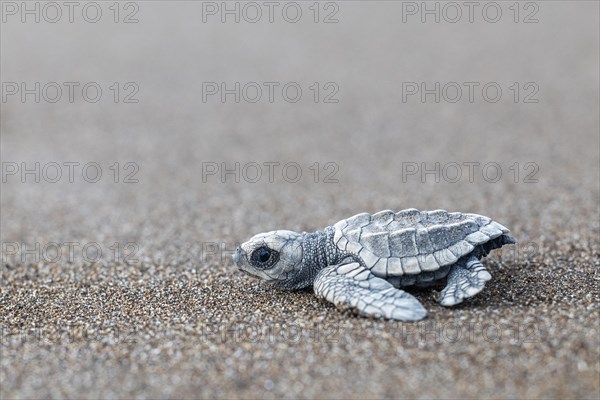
[233, 209, 516, 321]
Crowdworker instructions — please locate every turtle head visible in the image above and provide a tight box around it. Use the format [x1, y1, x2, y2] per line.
[233, 230, 307, 289]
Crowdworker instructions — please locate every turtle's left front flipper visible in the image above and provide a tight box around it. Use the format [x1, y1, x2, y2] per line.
[314, 262, 427, 321]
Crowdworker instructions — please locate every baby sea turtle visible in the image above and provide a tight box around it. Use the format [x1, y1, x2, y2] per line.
[233, 209, 516, 321]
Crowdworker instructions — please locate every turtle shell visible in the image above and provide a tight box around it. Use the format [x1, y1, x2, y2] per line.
[331, 209, 511, 277]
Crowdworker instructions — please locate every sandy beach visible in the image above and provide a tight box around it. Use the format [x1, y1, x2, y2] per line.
[1, 2, 599, 398]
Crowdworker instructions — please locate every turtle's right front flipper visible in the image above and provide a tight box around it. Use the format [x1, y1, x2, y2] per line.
[314, 262, 427, 321]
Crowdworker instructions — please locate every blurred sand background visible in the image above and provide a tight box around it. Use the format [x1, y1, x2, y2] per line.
[1, 1, 599, 398]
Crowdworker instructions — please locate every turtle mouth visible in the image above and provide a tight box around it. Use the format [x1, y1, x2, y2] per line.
[237, 268, 259, 279]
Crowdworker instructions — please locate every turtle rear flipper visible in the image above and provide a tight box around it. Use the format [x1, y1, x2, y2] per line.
[439, 256, 492, 306]
[314, 262, 427, 321]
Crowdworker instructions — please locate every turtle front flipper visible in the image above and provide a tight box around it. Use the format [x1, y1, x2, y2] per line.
[313, 262, 427, 321]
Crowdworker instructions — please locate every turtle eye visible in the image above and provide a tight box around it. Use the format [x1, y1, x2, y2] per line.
[258, 247, 270, 262]
[250, 246, 279, 269]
